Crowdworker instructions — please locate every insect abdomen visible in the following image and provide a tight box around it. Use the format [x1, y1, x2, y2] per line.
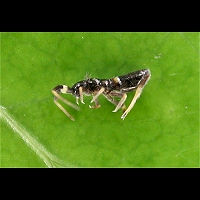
[118, 69, 150, 89]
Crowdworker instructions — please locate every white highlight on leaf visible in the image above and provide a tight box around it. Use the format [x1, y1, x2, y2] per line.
[154, 53, 162, 59]
[169, 73, 176, 76]
[0, 106, 70, 168]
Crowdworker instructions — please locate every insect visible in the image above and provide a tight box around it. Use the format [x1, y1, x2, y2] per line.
[52, 69, 151, 121]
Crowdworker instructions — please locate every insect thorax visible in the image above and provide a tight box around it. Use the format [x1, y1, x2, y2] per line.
[72, 78, 103, 96]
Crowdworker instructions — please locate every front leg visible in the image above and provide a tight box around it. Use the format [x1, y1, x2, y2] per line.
[79, 87, 85, 104]
[52, 86, 80, 121]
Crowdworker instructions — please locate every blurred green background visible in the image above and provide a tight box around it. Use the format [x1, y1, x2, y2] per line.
[1, 32, 199, 167]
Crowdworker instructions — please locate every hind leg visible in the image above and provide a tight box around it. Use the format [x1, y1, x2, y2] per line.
[103, 92, 126, 113]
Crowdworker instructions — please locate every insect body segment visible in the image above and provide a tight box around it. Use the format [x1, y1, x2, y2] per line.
[52, 69, 151, 121]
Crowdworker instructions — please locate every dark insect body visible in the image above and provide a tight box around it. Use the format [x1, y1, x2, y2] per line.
[52, 69, 151, 121]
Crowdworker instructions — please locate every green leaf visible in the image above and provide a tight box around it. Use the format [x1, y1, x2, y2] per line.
[1, 32, 199, 167]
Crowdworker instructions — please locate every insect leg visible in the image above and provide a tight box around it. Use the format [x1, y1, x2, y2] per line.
[89, 98, 101, 108]
[79, 87, 85, 104]
[103, 94, 119, 106]
[52, 89, 80, 110]
[104, 93, 127, 113]
[76, 96, 79, 105]
[121, 70, 151, 120]
[90, 87, 105, 103]
[53, 98, 75, 121]
[52, 87, 80, 121]
[121, 86, 142, 120]
[112, 93, 127, 113]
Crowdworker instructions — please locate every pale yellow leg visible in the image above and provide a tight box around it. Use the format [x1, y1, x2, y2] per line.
[76, 96, 79, 105]
[90, 87, 105, 103]
[89, 98, 101, 108]
[121, 87, 142, 120]
[112, 93, 127, 112]
[79, 87, 85, 104]
[103, 94, 119, 106]
[54, 100, 75, 121]
[103, 93, 126, 112]
[52, 90, 80, 110]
